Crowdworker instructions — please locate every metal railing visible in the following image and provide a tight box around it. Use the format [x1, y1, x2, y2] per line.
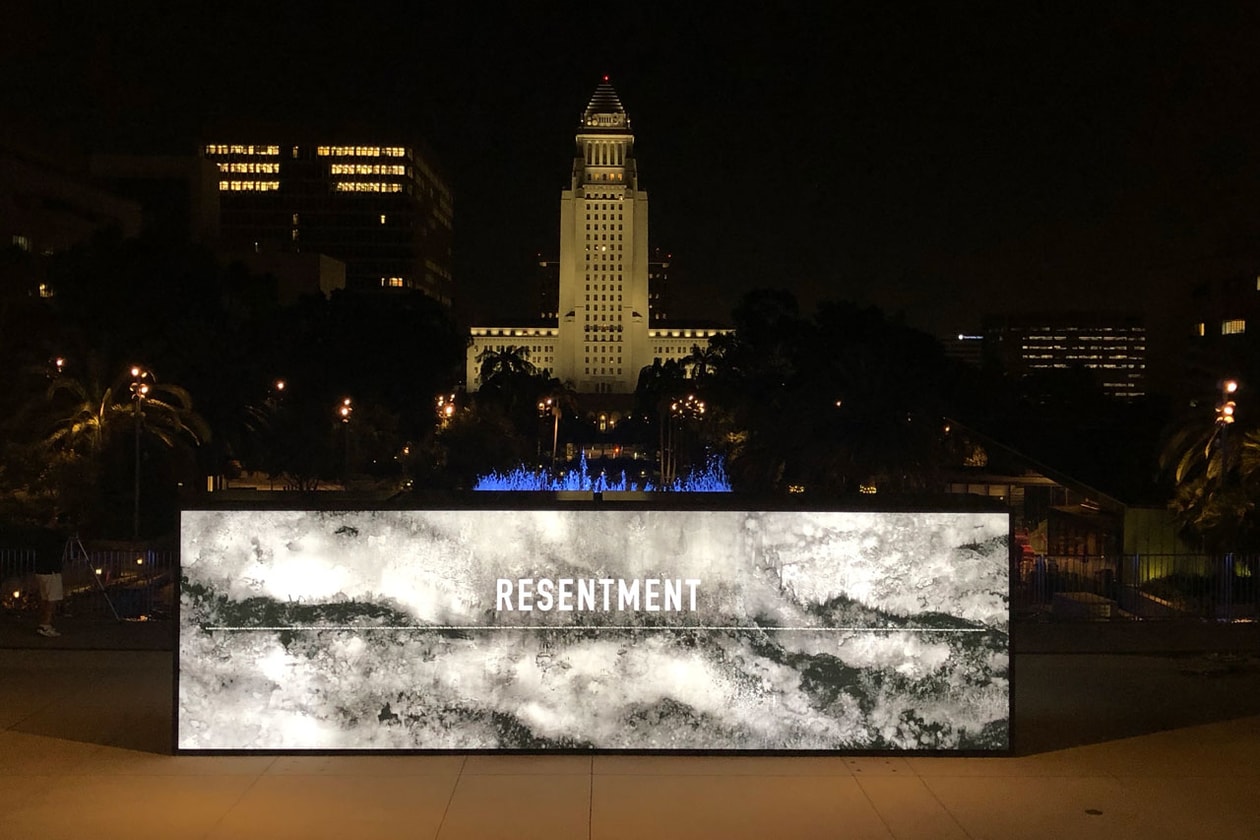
[1014, 552, 1259, 621]
[1, 545, 176, 621]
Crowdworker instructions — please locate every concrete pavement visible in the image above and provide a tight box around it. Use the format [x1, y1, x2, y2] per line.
[3, 625, 1260, 839]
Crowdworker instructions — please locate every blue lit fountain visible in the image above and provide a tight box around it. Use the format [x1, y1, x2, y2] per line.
[474, 453, 732, 492]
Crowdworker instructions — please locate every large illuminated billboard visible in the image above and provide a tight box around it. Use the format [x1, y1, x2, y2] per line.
[177, 506, 1009, 752]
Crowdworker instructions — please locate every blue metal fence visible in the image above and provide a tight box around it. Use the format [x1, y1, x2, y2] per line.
[1, 544, 176, 621]
[1015, 552, 1259, 621]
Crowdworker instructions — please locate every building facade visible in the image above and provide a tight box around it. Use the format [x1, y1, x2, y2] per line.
[468, 80, 727, 394]
[983, 312, 1147, 399]
[1, 137, 142, 258]
[941, 331, 985, 368]
[648, 247, 672, 323]
[537, 246, 672, 323]
[202, 143, 453, 302]
[1185, 272, 1260, 384]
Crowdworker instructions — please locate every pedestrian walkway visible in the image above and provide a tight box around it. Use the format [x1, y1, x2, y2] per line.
[0, 611, 172, 651]
[3, 644, 1260, 839]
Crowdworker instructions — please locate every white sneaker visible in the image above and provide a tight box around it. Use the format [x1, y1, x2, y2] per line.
[37, 625, 60, 638]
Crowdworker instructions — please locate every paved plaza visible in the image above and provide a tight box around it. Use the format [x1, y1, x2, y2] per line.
[2, 619, 1259, 839]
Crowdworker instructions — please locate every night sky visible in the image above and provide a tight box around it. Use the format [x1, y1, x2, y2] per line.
[5, 3, 1260, 381]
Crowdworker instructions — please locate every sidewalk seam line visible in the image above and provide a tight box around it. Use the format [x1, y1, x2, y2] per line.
[430, 754, 467, 840]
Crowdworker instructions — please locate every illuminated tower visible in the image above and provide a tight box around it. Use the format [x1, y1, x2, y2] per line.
[466, 80, 727, 395]
[554, 78, 651, 394]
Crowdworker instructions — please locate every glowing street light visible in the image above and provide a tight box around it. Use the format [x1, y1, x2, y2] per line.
[662, 393, 707, 486]
[1217, 380, 1240, 427]
[435, 393, 456, 428]
[129, 365, 153, 540]
[336, 397, 354, 486]
[537, 397, 560, 468]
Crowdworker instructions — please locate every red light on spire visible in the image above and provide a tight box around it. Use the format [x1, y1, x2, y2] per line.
[603, 74, 609, 82]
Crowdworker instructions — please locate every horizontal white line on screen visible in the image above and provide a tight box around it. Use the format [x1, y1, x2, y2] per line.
[200, 625, 992, 633]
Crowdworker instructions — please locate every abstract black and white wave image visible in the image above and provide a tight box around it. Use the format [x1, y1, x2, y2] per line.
[178, 508, 1009, 752]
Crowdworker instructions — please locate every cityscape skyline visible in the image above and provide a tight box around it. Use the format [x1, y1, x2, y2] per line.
[5, 6, 1260, 382]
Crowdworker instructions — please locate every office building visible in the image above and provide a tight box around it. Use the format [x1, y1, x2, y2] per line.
[89, 154, 221, 245]
[1, 135, 141, 258]
[648, 247, 672, 323]
[983, 312, 1147, 399]
[942, 331, 985, 368]
[1181, 271, 1260, 399]
[202, 143, 453, 302]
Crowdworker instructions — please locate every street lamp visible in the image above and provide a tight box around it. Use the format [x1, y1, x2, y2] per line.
[336, 397, 354, 486]
[1217, 380, 1239, 427]
[1215, 379, 1241, 477]
[661, 394, 706, 486]
[537, 397, 559, 469]
[129, 366, 153, 540]
[436, 393, 456, 428]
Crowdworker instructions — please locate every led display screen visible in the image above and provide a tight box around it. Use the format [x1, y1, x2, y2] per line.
[177, 507, 1009, 752]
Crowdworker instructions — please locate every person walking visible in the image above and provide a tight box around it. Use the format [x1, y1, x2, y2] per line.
[34, 529, 64, 637]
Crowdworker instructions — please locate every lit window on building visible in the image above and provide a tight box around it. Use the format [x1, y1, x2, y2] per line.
[1222, 319, 1247, 335]
[381, 277, 405, 288]
[218, 180, 280, 191]
[216, 162, 280, 174]
[334, 182, 403, 193]
[317, 146, 407, 158]
[330, 164, 407, 176]
[205, 145, 280, 156]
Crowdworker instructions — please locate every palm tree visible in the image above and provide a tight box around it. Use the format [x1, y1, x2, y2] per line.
[475, 346, 552, 440]
[45, 368, 208, 455]
[477, 345, 537, 386]
[42, 361, 209, 533]
[683, 343, 722, 384]
[42, 376, 123, 457]
[535, 376, 580, 467]
[1160, 411, 1260, 552]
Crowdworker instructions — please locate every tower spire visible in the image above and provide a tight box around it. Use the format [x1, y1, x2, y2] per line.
[582, 78, 629, 129]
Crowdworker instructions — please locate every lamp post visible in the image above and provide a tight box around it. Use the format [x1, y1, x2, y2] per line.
[435, 393, 456, 429]
[129, 366, 152, 540]
[337, 397, 353, 485]
[662, 394, 705, 487]
[537, 397, 559, 470]
[1216, 379, 1239, 474]
[1215, 379, 1240, 617]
